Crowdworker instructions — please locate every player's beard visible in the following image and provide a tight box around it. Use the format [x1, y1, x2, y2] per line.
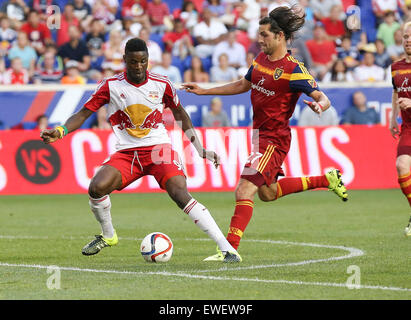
[261, 44, 274, 56]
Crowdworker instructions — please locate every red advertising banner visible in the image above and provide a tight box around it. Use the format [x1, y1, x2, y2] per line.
[0, 126, 398, 195]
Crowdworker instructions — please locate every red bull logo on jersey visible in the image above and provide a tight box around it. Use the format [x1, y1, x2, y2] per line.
[140, 108, 162, 130]
[109, 109, 136, 130]
[108, 104, 163, 138]
[148, 91, 159, 99]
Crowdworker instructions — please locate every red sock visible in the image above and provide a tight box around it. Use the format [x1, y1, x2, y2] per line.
[398, 173, 411, 207]
[226, 199, 254, 250]
[276, 175, 329, 199]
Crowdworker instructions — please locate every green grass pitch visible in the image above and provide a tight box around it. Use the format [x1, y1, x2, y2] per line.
[0, 190, 410, 300]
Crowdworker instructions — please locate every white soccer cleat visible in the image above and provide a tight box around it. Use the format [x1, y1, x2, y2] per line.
[405, 217, 411, 237]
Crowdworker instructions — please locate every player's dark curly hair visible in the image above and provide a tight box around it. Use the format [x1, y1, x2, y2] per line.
[125, 38, 148, 54]
[259, 5, 306, 41]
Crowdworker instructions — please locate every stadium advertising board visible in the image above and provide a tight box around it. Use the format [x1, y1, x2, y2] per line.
[0, 126, 397, 194]
[0, 85, 394, 129]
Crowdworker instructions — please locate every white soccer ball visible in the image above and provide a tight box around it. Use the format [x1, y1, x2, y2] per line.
[140, 232, 173, 263]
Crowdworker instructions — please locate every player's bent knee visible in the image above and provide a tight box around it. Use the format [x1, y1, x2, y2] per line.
[88, 178, 117, 198]
[165, 176, 191, 209]
[258, 192, 275, 202]
[258, 189, 275, 202]
[396, 157, 411, 175]
[88, 182, 109, 199]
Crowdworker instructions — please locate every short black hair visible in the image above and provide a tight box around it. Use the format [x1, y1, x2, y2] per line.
[125, 38, 148, 54]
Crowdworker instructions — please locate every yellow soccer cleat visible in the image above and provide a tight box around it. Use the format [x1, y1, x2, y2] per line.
[325, 169, 348, 202]
[203, 247, 242, 263]
[82, 230, 118, 256]
[203, 246, 224, 261]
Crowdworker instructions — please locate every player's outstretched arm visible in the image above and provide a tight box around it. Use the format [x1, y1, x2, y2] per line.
[40, 107, 94, 144]
[171, 104, 220, 168]
[181, 78, 251, 96]
[303, 90, 331, 116]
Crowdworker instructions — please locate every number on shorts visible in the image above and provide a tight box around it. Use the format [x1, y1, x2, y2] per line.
[246, 152, 263, 165]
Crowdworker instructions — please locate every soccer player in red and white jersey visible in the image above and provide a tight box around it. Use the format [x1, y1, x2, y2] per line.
[390, 21, 411, 237]
[182, 6, 348, 260]
[40, 38, 242, 262]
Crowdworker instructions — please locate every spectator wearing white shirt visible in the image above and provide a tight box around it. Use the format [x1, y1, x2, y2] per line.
[0, 17, 17, 53]
[387, 28, 405, 62]
[212, 29, 246, 70]
[372, 0, 408, 21]
[298, 105, 339, 126]
[353, 51, 385, 82]
[151, 51, 182, 84]
[193, 8, 227, 59]
[137, 27, 162, 70]
[238, 51, 255, 78]
[310, 0, 343, 20]
[210, 52, 238, 82]
[268, 0, 292, 12]
[322, 59, 354, 82]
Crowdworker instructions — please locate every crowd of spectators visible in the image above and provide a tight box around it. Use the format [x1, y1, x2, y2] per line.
[0, 0, 408, 86]
[1, 0, 402, 128]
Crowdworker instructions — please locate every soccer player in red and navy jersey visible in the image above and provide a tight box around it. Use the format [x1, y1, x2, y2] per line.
[40, 38, 242, 262]
[390, 21, 411, 237]
[182, 6, 348, 260]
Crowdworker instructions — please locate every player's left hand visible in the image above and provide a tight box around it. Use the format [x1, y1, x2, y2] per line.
[201, 149, 220, 169]
[398, 97, 411, 110]
[303, 100, 323, 116]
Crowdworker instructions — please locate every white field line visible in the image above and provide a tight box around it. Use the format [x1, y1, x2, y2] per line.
[2, 234, 410, 293]
[190, 239, 365, 273]
[0, 235, 364, 272]
[0, 261, 410, 293]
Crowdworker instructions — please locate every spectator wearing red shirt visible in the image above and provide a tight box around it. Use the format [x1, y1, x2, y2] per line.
[321, 4, 346, 41]
[20, 10, 52, 55]
[121, 0, 149, 28]
[162, 18, 193, 59]
[305, 22, 337, 80]
[57, 3, 80, 47]
[146, 0, 171, 34]
[28, 0, 57, 21]
[3, 57, 29, 84]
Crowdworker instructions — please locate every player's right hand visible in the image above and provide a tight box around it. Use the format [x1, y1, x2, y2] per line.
[202, 149, 221, 169]
[180, 83, 205, 95]
[390, 120, 400, 139]
[40, 129, 61, 144]
[303, 99, 323, 116]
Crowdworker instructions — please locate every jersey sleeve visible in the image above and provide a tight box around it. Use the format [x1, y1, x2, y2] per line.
[289, 64, 320, 95]
[391, 66, 397, 90]
[163, 80, 180, 109]
[244, 64, 254, 81]
[84, 79, 110, 112]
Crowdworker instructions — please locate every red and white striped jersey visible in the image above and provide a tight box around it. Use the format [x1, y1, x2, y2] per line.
[84, 71, 180, 150]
